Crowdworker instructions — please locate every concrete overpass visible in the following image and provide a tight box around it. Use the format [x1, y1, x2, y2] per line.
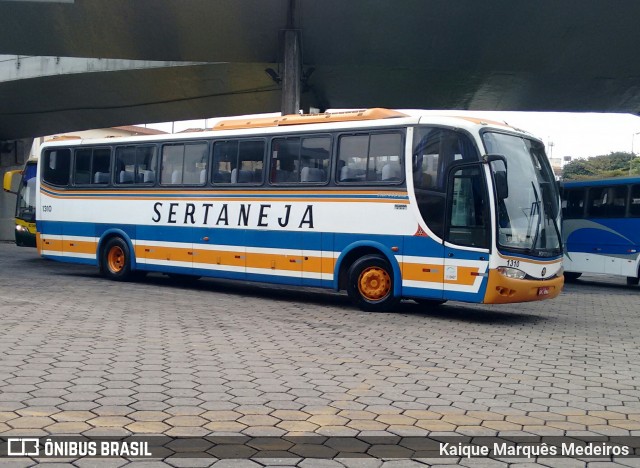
[1, 0, 640, 141]
[1, 0, 640, 240]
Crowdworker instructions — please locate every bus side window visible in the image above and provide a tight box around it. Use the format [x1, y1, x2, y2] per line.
[74, 147, 111, 185]
[161, 144, 184, 185]
[74, 148, 92, 185]
[237, 140, 265, 184]
[337, 135, 367, 182]
[587, 186, 627, 218]
[563, 188, 586, 218]
[270, 138, 300, 183]
[270, 136, 330, 184]
[160, 142, 207, 186]
[184, 143, 208, 185]
[630, 185, 640, 217]
[115, 145, 156, 185]
[609, 186, 628, 218]
[92, 148, 111, 184]
[300, 136, 330, 183]
[337, 132, 403, 183]
[212, 141, 237, 184]
[42, 148, 71, 186]
[587, 187, 607, 218]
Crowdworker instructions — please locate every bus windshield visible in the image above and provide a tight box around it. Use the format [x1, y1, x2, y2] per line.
[482, 132, 561, 256]
[17, 162, 37, 223]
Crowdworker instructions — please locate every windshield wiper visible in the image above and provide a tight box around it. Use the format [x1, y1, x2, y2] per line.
[528, 181, 542, 253]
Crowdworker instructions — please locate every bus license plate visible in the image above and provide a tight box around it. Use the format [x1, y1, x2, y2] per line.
[537, 287, 550, 296]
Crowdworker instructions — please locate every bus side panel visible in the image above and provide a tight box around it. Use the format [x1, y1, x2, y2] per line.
[38, 219, 64, 260]
[136, 224, 194, 275]
[301, 231, 324, 288]
[321, 232, 335, 288]
[401, 235, 444, 301]
[564, 218, 640, 276]
[442, 245, 489, 303]
[64, 220, 99, 266]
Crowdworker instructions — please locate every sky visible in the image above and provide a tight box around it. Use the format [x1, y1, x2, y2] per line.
[142, 111, 640, 161]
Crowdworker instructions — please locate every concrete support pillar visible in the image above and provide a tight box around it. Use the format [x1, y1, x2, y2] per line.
[0, 138, 33, 241]
[281, 29, 301, 116]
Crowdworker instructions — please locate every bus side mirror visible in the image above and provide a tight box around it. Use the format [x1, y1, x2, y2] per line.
[485, 155, 508, 200]
[3, 169, 22, 195]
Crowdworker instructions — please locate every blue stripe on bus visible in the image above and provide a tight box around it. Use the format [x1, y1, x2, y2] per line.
[40, 220, 447, 255]
[43, 254, 97, 267]
[401, 285, 487, 302]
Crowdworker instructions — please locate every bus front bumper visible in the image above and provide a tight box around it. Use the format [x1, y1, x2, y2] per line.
[15, 220, 36, 247]
[483, 269, 564, 304]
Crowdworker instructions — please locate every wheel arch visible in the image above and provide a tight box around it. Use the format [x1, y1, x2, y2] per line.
[333, 241, 402, 297]
[97, 229, 138, 271]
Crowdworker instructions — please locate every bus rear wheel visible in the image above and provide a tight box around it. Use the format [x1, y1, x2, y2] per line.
[347, 254, 398, 312]
[101, 237, 132, 281]
[626, 276, 639, 286]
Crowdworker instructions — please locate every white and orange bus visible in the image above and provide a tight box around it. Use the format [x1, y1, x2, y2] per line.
[35, 109, 563, 311]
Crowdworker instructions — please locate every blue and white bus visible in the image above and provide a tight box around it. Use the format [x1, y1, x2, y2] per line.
[561, 176, 640, 285]
[35, 109, 564, 311]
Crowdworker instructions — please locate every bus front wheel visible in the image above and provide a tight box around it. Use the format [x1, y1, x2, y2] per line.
[626, 276, 639, 286]
[347, 254, 399, 312]
[101, 237, 132, 281]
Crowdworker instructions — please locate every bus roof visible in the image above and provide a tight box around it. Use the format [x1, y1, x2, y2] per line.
[213, 108, 409, 130]
[38, 109, 535, 149]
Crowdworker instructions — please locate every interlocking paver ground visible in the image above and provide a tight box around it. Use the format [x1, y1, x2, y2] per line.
[1, 243, 640, 466]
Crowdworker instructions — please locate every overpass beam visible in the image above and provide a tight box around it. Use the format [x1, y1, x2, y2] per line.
[281, 29, 301, 116]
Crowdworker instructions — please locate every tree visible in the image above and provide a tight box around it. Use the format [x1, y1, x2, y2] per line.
[562, 152, 636, 180]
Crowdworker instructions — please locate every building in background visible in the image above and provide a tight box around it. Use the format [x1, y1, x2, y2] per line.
[548, 155, 573, 179]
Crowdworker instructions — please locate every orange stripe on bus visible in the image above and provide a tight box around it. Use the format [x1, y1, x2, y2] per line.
[443, 266, 480, 286]
[137, 244, 330, 274]
[40, 238, 63, 252]
[402, 263, 443, 282]
[64, 240, 97, 255]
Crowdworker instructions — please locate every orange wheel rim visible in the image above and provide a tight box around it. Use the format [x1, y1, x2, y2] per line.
[107, 245, 125, 273]
[358, 266, 391, 301]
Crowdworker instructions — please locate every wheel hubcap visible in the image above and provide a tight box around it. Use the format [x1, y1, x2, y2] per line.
[107, 246, 125, 273]
[358, 267, 391, 301]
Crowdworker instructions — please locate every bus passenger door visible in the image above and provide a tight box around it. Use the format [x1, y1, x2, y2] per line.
[442, 164, 491, 302]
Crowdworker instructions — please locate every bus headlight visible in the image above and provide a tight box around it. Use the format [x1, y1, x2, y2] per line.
[15, 225, 26, 233]
[497, 266, 526, 279]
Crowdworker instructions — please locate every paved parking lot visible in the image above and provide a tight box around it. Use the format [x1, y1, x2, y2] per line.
[0, 242, 639, 467]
